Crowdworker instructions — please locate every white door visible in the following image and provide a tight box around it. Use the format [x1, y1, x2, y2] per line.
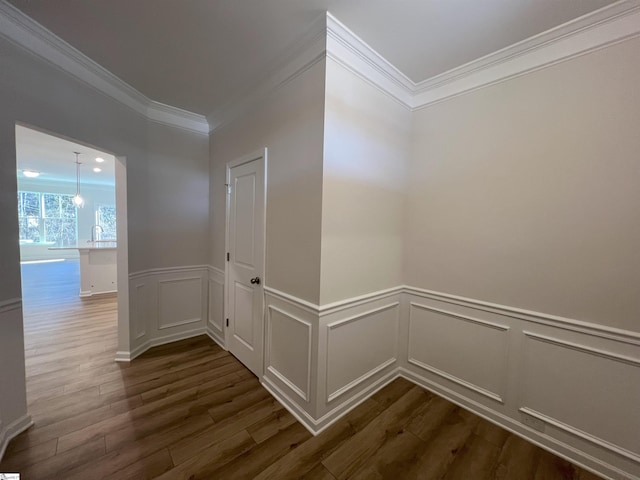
[226, 149, 266, 377]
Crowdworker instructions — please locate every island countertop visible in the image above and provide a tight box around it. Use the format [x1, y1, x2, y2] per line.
[49, 242, 117, 251]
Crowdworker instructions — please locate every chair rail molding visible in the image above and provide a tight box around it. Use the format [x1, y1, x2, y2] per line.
[122, 265, 209, 361]
[258, 283, 640, 480]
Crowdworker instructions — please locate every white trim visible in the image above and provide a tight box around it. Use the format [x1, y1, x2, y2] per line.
[327, 357, 396, 403]
[0, 0, 208, 135]
[266, 305, 312, 402]
[409, 302, 509, 332]
[399, 368, 627, 480]
[0, 297, 22, 314]
[266, 285, 639, 345]
[128, 264, 209, 280]
[320, 287, 403, 316]
[157, 276, 203, 330]
[267, 366, 309, 403]
[117, 326, 207, 362]
[207, 15, 327, 132]
[0, 414, 33, 461]
[211, 2, 640, 129]
[407, 357, 504, 404]
[326, 302, 400, 329]
[519, 407, 640, 464]
[262, 367, 398, 436]
[264, 286, 320, 314]
[208, 265, 225, 278]
[523, 331, 640, 366]
[326, 13, 413, 108]
[206, 323, 226, 350]
[405, 286, 640, 345]
[412, 1, 640, 110]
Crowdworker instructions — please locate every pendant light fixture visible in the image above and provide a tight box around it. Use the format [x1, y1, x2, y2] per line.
[72, 152, 85, 208]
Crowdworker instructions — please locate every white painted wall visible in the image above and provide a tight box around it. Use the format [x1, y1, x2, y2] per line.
[405, 37, 640, 332]
[209, 60, 326, 305]
[0, 35, 209, 443]
[320, 57, 411, 304]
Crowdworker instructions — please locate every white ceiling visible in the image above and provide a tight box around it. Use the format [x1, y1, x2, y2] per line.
[7, 0, 615, 116]
[16, 125, 116, 186]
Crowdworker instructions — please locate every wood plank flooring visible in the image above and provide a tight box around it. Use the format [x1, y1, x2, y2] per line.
[1, 260, 603, 479]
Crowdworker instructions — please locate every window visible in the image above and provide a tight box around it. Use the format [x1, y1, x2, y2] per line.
[96, 205, 117, 240]
[17, 191, 78, 246]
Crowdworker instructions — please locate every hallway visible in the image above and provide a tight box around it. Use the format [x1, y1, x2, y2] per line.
[0, 262, 602, 479]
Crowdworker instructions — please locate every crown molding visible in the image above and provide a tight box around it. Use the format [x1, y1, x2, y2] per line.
[325, 12, 413, 108]
[209, 1, 640, 131]
[325, 0, 640, 111]
[0, 0, 209, 135]
[207, 13, 327, 133]
[411, 0, 640, 109]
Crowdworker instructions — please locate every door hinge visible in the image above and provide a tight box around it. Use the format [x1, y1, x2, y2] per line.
[226, 252, 230, 261]
[226, 318, 229, 327]
[225, 183, 231, 194]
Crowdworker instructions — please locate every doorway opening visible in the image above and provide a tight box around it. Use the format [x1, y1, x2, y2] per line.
[14, 123, 129, 411]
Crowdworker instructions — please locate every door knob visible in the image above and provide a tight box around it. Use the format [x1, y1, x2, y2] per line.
[250, 277, 261, 285]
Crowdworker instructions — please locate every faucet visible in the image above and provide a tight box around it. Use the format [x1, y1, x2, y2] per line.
[90, 225, 103, 243]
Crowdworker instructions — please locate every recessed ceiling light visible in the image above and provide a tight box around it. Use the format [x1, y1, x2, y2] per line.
[22, 170, 40, 178]
[95, 157, 105, 163]
[93, 167, 102, 173]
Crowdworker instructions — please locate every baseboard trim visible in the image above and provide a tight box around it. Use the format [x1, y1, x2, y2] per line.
[262, 367, 399, 436]
[117, 327, 207, 362]
[206, 324, 226, 350]
[0, 414, 33, 462]
[398, 368, 629, 480]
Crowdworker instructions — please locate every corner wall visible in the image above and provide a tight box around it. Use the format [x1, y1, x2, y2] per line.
[259, 31, 640, 480]
[209, 59, 327, 306]
[0, 33, 210, 448]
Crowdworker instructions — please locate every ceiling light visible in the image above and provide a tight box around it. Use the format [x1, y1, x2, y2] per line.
[73, 152, 85, 208]
[22, 169, 40, 178]
[95, 157, 105, 163]
[93, 167, 102, 173]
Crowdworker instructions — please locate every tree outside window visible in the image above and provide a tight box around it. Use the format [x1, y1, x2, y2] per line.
[17, 191, 78, 246]
[96, 205, 117, 240]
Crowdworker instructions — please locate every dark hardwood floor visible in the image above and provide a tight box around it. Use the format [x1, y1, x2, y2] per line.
[0, 260, 603, 479]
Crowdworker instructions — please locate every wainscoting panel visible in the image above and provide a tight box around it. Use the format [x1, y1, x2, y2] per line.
[262, 287, 319, 430]
[126, 266, 208, 360]
[266, 305, 312, 401]
[133, 282, 147, 340]
[0, 299, 32, 462]
[158, 276, 203, 330]
[520, 331, 640, 462]
[207, 266, 225, 348]
[407, 301, 510, 403]
[325, 302, 399, 402]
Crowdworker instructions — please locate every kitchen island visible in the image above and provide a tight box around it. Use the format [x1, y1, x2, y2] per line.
[49, 242, 117, 297]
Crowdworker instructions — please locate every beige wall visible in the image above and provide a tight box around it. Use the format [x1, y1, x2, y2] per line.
[405, 37, 640, 332]
[320, 58, 411, 305]
[210, 60, 326, 304]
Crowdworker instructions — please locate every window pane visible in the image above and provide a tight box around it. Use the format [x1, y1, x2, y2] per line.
[44, 217, 77, 246]
[61, 195, 75, 218]
[97, 205, 117, 240]
[22, 192, 40, 217]
[43, 193, 61, 218]
[19, 217, 40, 242]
